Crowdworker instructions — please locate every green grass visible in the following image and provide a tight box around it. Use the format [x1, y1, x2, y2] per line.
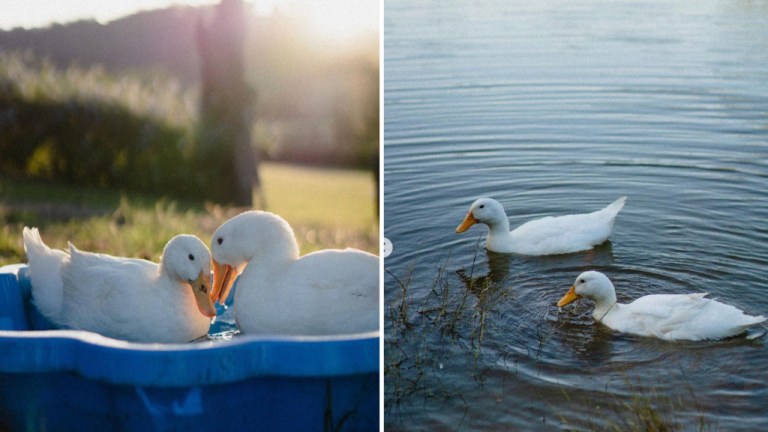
[0, 162, 378, 267]
[261, 163, 376, 230]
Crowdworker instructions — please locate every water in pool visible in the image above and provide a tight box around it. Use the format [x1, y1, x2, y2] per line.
[383, 0, 768, 429]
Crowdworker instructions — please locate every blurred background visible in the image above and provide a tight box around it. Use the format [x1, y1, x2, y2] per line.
[0, 0, 379, 265]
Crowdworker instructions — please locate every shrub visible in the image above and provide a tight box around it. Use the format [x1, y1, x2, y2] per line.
[0, 51, 216, 200]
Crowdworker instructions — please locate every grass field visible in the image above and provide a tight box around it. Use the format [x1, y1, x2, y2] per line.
[0, 162, 379, 267]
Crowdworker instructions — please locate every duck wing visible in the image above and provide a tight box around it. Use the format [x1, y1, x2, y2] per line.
[511, 197, 626, 255]
[23, 227, 69, 323]
[613, 293, 765, 341]
[58, 244, 159, 339]
[272, 249, 379, 335]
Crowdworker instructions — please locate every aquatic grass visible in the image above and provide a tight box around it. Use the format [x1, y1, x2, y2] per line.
[419, 236, 508, 345]
[384, 258, 425, 410]
[386, 266, 414, 331]
[596, 381, 679, 432]
[420, 251, 470, 337]
[556, 374, 717, 432]
[384, 243, 513, 411]
[386, 249, 602, 424]
[384, 250, 722, 431]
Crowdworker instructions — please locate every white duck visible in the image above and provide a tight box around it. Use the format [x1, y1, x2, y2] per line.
[557, 271, 766, 341]
[23, 227, 216, 343]
[456, 196, 626, 255]
[210, 211, 379, 336]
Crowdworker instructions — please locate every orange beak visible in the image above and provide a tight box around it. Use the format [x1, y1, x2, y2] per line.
[456, 211, 477, 233]
[211, 259, 239, 305]
[190, 270, 216, 318]
[557, 285, 579, 307]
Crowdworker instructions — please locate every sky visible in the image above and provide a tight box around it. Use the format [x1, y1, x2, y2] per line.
[0, 0, 379, 45]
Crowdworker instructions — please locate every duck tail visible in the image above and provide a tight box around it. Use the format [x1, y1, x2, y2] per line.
[746, 316, 768, 340]
[605, 196, 627, 216]
[744, 314, 767, 326]
[739, 315, 767, 340]
[22, 226, 45, 257]
[22, 227, 66, 323]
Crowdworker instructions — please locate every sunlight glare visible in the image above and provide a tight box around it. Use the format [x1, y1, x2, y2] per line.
[0, 0, 217, 29]
[256, 0, 378, 48]
[0, 0, 378, 43]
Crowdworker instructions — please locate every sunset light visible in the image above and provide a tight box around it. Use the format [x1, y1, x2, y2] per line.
[0, 0, 378, 45]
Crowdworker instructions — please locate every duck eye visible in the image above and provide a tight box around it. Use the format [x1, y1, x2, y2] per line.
[188, 254, 195, 261]
[217, 237, 223, 245]
[579, 279, 585, 284]
[479, 204, 485, 209]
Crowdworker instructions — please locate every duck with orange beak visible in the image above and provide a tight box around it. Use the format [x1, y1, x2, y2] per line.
[210, 211, 379, 336]
[456, 196, 626, 255]
[557, 271, 765, 341]
[23, 228, 216, 343]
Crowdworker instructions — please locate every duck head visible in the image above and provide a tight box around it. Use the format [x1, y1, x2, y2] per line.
[557, 270, 617, 309]
[210, 211, 300, 304]
[161, 235, 216, 318]
[456, 198, 509, 233]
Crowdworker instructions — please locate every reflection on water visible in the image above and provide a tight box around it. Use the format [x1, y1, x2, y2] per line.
[384, 0, 768, 429]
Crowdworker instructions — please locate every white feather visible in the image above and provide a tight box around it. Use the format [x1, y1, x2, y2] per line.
[23, 228, 212, 343]
[561, 271, 766, 341]
[458, 197, 626, 255]
[211, 211, 379, 336]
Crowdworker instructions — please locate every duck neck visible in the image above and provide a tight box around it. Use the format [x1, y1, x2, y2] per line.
[242, 239, 299, 280]
[487, 217, 513, 244]
[157, 260, 179, 287]
[592, 293, 618, 323]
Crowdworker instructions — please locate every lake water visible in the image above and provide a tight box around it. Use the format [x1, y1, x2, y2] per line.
[383, 0, 768, 430]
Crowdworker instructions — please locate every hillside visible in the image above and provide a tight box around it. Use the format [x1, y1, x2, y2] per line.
[0, 6, 206, 83]
[0, 3, 379, 168]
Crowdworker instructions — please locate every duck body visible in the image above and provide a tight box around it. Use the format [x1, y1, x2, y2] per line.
[558, 271, 766, 341]
[211, 211, 379, 336]
[234, 248, 379, 336]
[604, 293, 763, 341]
[457, 196, 626, 255]
[23, 227, 215, 343]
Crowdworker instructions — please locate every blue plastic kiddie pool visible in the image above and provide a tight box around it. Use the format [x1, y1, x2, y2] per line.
[0, 264, 379, 431]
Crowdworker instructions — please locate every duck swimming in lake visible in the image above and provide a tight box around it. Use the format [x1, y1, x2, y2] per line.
[456, 196, 626, 255]
[23, 227, 215, 343]
[210, 211, 378, 336]
[557, 271, 766, 341]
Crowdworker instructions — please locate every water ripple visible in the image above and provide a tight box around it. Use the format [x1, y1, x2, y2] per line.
[384, 0, 768, 429]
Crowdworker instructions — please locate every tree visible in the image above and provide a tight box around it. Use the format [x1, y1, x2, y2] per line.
[195, 0, 262, 207]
